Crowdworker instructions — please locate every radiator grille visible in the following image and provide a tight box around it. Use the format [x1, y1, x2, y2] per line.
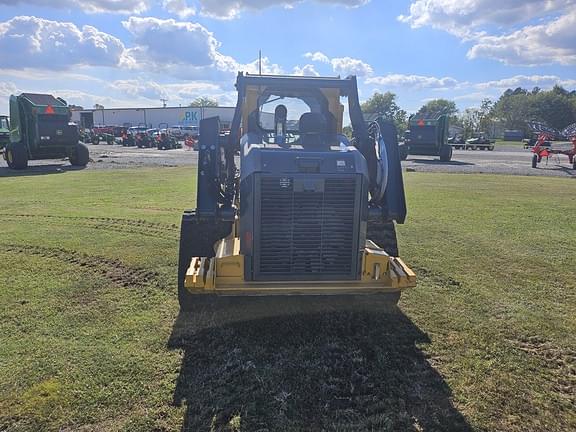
[256, 175, 359, 279]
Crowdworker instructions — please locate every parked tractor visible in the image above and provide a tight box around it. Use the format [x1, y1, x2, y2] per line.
[399, 114, 452, 161]
[3, 93, 88, 170]
[177, 73, 415, 311]
[465, 133, 495, 151]
[157, 123, 179, 150]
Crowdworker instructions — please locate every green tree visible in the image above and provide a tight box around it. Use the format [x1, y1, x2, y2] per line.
[361, 91, 407, 134]
[189, 97, 219, 107]
[492, 91, 532, 131]
[531, 91, 575, 130]
[416, 99, 458, 119]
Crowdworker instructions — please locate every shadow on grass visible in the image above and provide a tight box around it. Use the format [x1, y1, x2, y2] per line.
[0, 163, 86, 177]
[168, 297, 471, 431]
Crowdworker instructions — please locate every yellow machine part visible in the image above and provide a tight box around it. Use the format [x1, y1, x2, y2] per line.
[184, 238, 416, 296]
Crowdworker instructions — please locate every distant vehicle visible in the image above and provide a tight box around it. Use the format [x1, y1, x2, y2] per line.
[146, 128, 159, 138]
[157, 123, 180, 150]
[0, 115, 10, 150]
[3, 92, 88, 170]
[465, 133, 495, 151]
[523, 134, 552, 149]
[91, 126, 114, 145]
[448, 134, 465, 149]
[169, 125, 199, 138]
[399, 114, 452, 161]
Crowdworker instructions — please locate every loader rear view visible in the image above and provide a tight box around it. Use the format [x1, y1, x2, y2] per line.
[178, 74, 415, 310]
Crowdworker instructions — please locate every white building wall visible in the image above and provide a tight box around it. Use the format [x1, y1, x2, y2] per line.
[72, 106, 236, 129]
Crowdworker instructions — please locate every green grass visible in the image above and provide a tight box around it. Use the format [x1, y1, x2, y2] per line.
[495, 140, 526, 147]
[0, 168, 574, 431]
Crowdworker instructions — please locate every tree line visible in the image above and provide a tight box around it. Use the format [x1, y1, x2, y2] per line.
[190, 86, 576, 139]
[360, 85, 576, 138]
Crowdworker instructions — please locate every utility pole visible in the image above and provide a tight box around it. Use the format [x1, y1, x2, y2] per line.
[259, 49, 262, 75]
[160, 98, 168, 108]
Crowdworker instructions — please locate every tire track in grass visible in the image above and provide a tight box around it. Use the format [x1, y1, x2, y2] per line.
[1, 244, 161, 288]
[509, 335, 576, 402]
[0, 213, 178, 241]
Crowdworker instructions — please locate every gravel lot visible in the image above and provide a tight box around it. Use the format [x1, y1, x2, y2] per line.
[1, 143, 575, 178]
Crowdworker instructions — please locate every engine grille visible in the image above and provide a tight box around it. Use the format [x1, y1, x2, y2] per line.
[255, 175, 360, 280]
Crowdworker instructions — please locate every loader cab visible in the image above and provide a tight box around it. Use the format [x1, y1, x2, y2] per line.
[238, 77, 346, 151]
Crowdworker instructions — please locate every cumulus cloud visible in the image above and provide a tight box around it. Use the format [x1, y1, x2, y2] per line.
[293, 64, 320, 76]
[0, 0, 149, 14]
[123, 17, 219, 66]
[162, 0, 196, 18]
[0, 16, 126, 70]
[367, 74, 459, 89]
[399, 0, 576, 65]
[398, 0, 573, 36]
[198, 0, 370, 19]
[110, 79, 168, 100]
[304, 51, 330, 63]
[121, 17, 282, 80]
[467, 10, 576, 65]
[303, 52, 373, 76]
[330, 57, 373, 77]
[474, 74, 576, 90]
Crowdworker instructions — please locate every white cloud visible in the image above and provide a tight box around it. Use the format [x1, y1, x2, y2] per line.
[198, 0, 370, 19]
[162, 0, 196, 18]
[303, 52, 373, 77]
[0, 0, 149, 14]
[109, 79, 168, 100]
[399, 0, 576, 65]
[241, 56, 283, 75]
[467, 10, 576, 65]
[474, 74, 576, 90]
[0, 16, 126, 70]
[293, 64, 320, 76]
[367, 74, 459, 89]
[398, 0, 574, 37]
[304, 51, 330, 63]
[122, 17, 218, 66]
[330, 57, 373, 77]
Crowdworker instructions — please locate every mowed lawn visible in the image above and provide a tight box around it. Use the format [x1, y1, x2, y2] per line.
[0, 167, 574, 431]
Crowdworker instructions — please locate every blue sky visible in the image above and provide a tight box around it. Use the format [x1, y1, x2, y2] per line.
[0, 0, 574, 115]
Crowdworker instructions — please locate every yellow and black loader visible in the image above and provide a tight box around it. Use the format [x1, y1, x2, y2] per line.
[177, 73, 415, 310]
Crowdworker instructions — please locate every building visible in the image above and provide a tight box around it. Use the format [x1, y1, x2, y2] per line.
[71, 106, 236, 130]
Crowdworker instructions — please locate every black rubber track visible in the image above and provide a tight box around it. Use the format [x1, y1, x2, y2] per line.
[366, 220, 399, 257]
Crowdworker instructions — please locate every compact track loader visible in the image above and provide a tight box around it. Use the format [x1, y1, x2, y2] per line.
[177, 74, 416, 310]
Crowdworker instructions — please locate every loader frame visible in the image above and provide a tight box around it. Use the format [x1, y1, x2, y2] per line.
[178, 73, 415, 306]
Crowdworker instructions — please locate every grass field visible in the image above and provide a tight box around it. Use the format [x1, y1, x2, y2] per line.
[0, 168, 574, 431]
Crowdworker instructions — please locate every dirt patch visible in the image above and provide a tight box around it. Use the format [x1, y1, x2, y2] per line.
[2, 244, 160, 288]
[0, 213, 178, 240]
[413, 266, 463, 288]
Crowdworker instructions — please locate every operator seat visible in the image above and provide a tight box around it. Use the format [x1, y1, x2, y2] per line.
[299, 112, 328, 149]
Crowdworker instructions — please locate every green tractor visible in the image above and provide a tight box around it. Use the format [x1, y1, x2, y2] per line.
[3, 93, 89, 170]
[0, 115, 9, 151]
